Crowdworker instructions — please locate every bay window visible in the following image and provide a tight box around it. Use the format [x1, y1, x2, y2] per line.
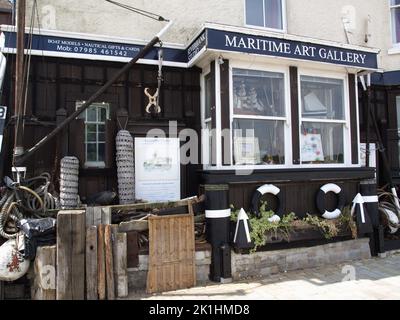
[232, 68, 287, 166]
[245, 0, 285, 31]
[299, 75, 346, 165]
[391, 0, 400, 45]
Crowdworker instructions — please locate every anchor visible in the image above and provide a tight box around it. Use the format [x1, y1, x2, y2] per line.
[144, 87, 161, 114]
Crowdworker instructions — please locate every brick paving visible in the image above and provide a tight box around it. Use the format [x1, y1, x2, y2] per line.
[125, 252, 400, 300]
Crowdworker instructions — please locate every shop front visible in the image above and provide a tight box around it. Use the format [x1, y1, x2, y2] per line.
[186, 24, 380, 281]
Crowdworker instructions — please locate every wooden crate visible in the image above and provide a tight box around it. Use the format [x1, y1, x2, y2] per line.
[146, 214, 196, 294]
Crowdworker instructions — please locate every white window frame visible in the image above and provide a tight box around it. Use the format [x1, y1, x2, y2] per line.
[244, 0, 287, 33]
[297, 70, 352, 168]
[227, 61, 292, 170]
[390, 0, 400, 47]
[76, 101, 110, 168]
[201, 64, 214, 170]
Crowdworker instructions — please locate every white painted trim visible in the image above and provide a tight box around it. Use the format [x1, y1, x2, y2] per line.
[363, 196, 378, 203]
[298, 69, 351, 166]
[389, 1, 400, 46]
[205, 209, 231, 219]
[388, 47, 400, 55]
[229, 60, 291, 167]
[215, 58, 222, 167]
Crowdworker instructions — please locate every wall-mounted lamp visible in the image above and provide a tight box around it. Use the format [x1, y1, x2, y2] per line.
[218, 55, 224, 65]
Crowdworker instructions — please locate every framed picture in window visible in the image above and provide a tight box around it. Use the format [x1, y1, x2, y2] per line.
[301, 133, 324, 163]
[234, 137, 261, 165]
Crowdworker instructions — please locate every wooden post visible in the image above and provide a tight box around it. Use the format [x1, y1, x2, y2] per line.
[111, 225, 128, 298]
[86, 226, 98, 300]
[97, 224, 106, 300]
[32, 246, 56, 300]
[13, 0, 26, 158]
[56, 210, 85, 300]
[104, 225, 115, 300]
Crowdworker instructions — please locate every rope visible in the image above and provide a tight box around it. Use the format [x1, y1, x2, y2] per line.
[104, 0, 169, 22]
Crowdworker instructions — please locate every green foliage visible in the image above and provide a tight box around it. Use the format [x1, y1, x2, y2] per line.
[231, 202, 297, 253]
[230, 202, 358, 254]
[303, 214, 339, 239]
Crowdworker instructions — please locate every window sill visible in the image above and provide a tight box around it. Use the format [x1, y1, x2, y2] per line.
[388, 47, 400, 55]
[244, 24, 286, 34]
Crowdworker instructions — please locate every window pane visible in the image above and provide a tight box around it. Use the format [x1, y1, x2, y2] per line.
[87, 143, 97, 162]
[87, 107, 96, 122]
[233, 119, 285, 165]
[87, 124, 97, 133]
[391, 0, 400, 6]
[98, 143, 105, 162]
[205, 73, 213, 119]
[246, 0, 264, 27]
[301, 76, 344, 120]
[301, 122, 344, 164]
[98, 132, 105, 141]
[98, 124, 105, 133]
[392, 7, 400, 43]
[87, 132, 96, 142]
[99, 107, 107, 122]
[265, 0, 283, 30]
[233, 69, 285, 117]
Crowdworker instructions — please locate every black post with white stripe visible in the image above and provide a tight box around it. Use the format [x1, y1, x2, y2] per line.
[360, 182, 379, 227]
[205, 184, 232, 283]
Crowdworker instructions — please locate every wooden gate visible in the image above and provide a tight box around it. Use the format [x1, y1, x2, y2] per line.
[147, 214, 196, 293]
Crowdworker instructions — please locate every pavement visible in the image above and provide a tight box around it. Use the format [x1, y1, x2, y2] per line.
[126, 252, 400, 300]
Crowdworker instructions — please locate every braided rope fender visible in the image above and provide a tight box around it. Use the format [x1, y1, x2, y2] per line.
[60, 156, 79, 209]
[116, 130, 135, 204]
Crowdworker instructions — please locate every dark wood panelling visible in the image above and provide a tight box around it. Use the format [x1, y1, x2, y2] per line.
[220, 59, 231, 166]
[229, 180, 360, 218]
[289, 66, 300, 165]
[348, 74, 359, 164]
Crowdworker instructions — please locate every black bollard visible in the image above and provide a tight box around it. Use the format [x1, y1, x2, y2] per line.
[204, 184, 232, 282]
[360, 182, 379, 227]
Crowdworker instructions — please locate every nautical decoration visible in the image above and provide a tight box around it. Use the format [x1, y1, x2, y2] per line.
[316, 183, 345, 220]
[251, 184, 283, 221]
[59, 156, 79, 209]
[233, 208, 253, 249]
[145, 46, 164, 114]
[144, 88, 161, 114]
[116, 130, 135, 204]
[0, 235, 30, 281]
[351, 193, 373, 234]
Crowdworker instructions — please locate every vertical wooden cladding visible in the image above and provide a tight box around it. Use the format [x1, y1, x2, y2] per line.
[220, 59, 231, 166]
[147, 214, 196, 294]
[289, 66, 300, 165]
[348, 73, 359, 164]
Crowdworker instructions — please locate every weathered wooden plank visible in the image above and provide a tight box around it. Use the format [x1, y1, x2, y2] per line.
[86, 226, 98, 300]
[104, 225, 115, 300]
[101, 207, 112, 225]
[71, 211, 86, 300]
[56, 211, 71, 300]
[118, 219, 148, 232]
[111, 226, 128, 298]
[93, 207, 103, 226]
[97, 224, 106, 300]
[56, 210, 85, 300]
[86, 207, 94, 227]
[32, 246, 56, 300]
[146, 214, 196, 294]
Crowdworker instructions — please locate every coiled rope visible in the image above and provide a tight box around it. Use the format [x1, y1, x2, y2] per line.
[0, 172, 59, 239]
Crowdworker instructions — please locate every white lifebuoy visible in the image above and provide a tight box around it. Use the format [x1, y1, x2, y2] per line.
[316, 183, 345, 220]
[252, 184, 283, 222]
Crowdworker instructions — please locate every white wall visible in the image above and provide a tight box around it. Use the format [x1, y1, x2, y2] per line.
[25, 0, 399, 71]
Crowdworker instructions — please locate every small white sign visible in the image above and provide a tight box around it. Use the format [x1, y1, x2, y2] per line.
[134, 138, 181, 202]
